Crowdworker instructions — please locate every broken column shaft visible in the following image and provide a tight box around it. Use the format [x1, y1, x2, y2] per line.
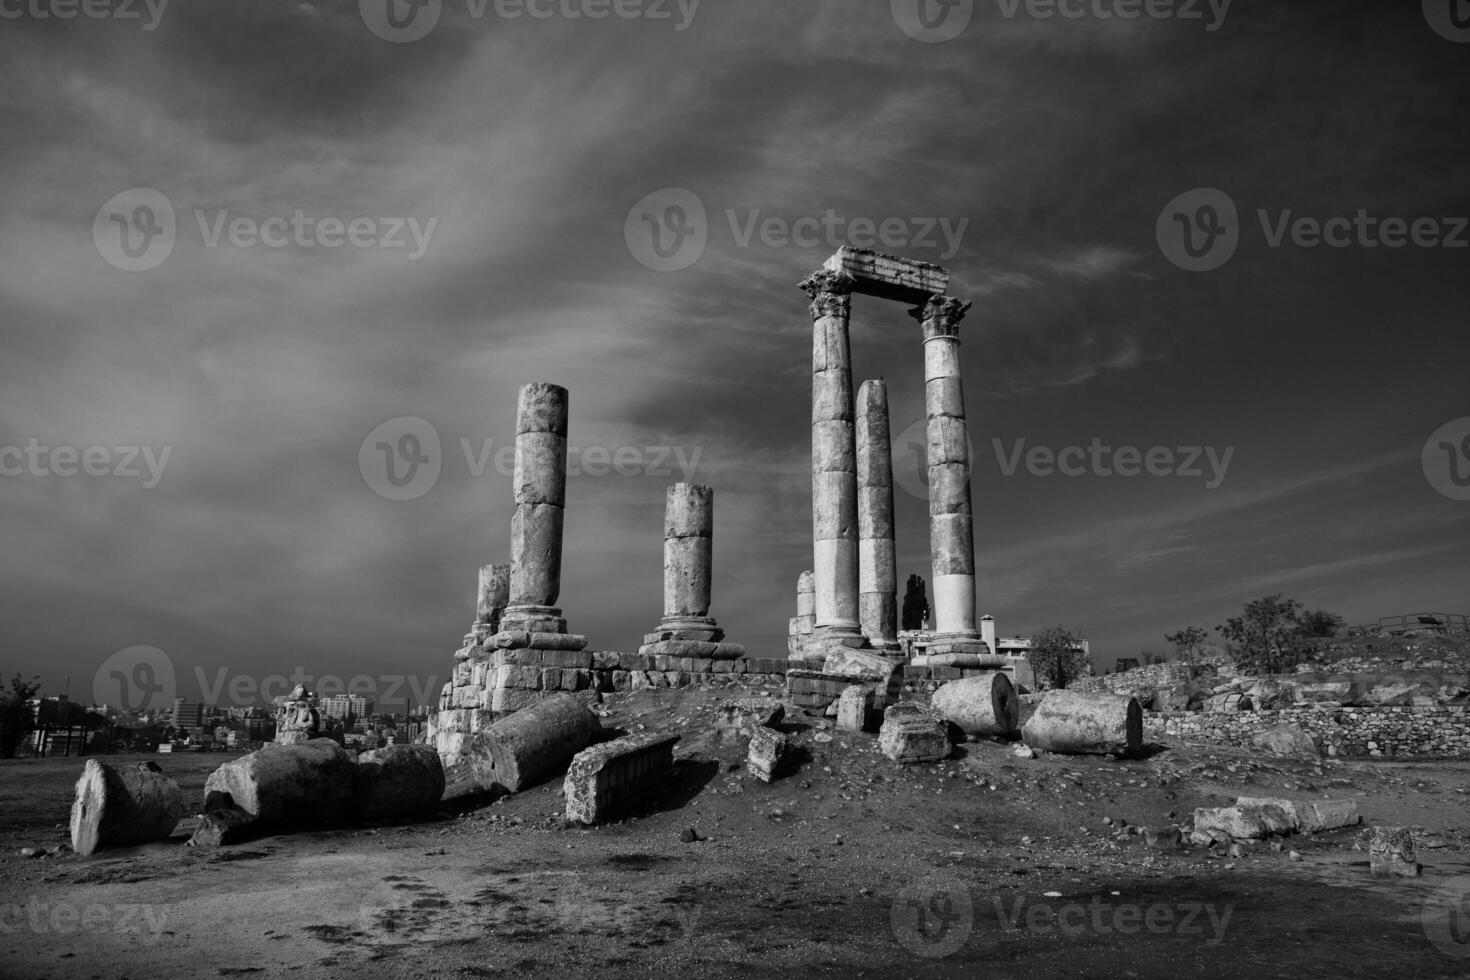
[801, 269, 866, 650]
[856, 379, 899, 652]
[494, 382, 587, 650]
[640, 483, 744, 658]
[911, 294, 984, 654]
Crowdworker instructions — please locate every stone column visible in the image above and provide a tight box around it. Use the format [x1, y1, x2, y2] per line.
[494, 382, 587, 651]
[800, 270, 866, 650]
[640, 484, 744, 658]
[856, 379, 900, 653]
[910, 295, 985, 655]
[787, 570, 815, 660]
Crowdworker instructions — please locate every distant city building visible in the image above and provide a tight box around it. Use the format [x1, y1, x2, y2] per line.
[320, 694, 371, 720]
[172, 699, 205, 730]
[1114, 657, 1140, 673]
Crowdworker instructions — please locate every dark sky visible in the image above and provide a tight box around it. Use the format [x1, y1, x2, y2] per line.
[2, 0, 1467, 713]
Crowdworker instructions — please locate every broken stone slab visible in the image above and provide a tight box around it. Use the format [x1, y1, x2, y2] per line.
[563, 732, 679, 825]
[714, 697, 785, 737]
[188, 806, 258, 847]
[490, 631, 590, 652]
[835, 685, 873, 732]
[1248, 723, 1319, 759]
[352, 744, 446, 822]
[466, 691, 601, 794]
[639, 639, 746, 659]
[1369, 826, 1420, 877]
[1235, 796, 1360, 834]
[1204, 691, 1253, 713]
[823, 647, 898, 683]
[1020, 690, 1141, 756]
[1143, 826, 1183, 851]
[909, 653, 1008, 668]
[203, 739, 355, 830]
[930, 671, 1019, 737]
[746, 726, 789, 783]
[1193, 802, 1296, 842]
[70, 759, 185, 856]
[878, 701, 951, 764]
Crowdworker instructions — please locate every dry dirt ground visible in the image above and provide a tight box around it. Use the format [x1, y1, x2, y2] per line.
[4, 686, 1470, 979]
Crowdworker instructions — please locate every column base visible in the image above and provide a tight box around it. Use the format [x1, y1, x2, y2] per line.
[642, 615, 725, 644]
[790, 625, 870, 666]
[638, 639, 746, 660]
[925, 633, 994, 658]
[486, 630, 589, 652]
[498, 605, 569, 635]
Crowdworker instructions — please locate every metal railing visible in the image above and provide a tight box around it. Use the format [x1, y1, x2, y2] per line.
[1347, 614, 1469, 636]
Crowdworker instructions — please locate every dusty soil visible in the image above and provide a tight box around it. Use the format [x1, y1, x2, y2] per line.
[4, 687, 1470, 979]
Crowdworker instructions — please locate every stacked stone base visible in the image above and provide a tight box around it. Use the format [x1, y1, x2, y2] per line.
[563, 732, 679, 825]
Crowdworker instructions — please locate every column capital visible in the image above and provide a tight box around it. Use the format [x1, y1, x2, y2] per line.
[909, 294, 973, 341]
[799, 270, 856, 320]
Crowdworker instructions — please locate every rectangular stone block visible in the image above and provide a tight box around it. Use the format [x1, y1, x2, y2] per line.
[541, 667, 563, 691]
[822, 246, 950, 304]
[747, 726, 788, 783]
[541, 650, 594, 670]
[491, 687, 540, 714]
[592, 651, 622, 670]
[620, 652, 651, 672]
[563, 732, 680, 825]
[498, 665, 542, 690]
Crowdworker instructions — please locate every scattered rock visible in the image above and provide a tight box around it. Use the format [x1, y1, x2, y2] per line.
[878, 702, 951, 764]
[679, 827, 702, 844]
[1249, 724, 1319, 759]
[747, 726, 790, 783]
[18, 847, 44, 859]
[1369, 826, 1420, 878]
[1012, 744, 1036, 760]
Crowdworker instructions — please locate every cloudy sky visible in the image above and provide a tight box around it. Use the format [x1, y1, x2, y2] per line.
[2, 0, 1467, 713]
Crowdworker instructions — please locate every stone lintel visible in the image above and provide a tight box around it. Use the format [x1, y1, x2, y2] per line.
[822, 247, 950, 306]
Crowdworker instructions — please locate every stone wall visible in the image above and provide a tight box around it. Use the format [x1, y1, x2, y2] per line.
[1072, 661, 1213, 695]
[1146, 704, 1470, 758]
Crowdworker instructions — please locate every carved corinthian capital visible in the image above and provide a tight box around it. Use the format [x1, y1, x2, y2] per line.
[909, 294, 973, 341]
[799, 270, 856, 321]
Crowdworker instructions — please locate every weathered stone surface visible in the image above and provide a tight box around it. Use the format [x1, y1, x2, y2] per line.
[188, 806, 257, 847]
[352, 745, 446, 822]
[1205, 691, 1253, 713]
[639, 639, 745, 659]
[910, 652, 1007, 668]
[467, 692, 600, 794]
[203, 739, 355, 830]
[836, 685, 873, 732]
[715, 697, 785, 736]
[1143, 826, 1183, 851]
[856, 379, 898, 650]
[1248, 723, 1319, 758]
[492, 630, 589, 652]
[563, 732, 679, 825]
[1369, 826, 1419, 877]
[930, 671, 1019, 737]
[822, 246, 950, 305]
[1193, 802, 1295, 842]
[878, 701, 951, 764]
[1236, 796, 1360, 834]
[747, 726, 789, 782]
[70, 760, 185, 856]
[1021, 690, 1142, 756]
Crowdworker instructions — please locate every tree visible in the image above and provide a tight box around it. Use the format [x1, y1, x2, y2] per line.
[1028, 626, 1089, 690]
[1216, 594, 1309, 674]
[901, 574, 929, 631]
[1299, 609, 1345, 638]
[1164, 626, 1210, 665]
[0, 674, 42, 758]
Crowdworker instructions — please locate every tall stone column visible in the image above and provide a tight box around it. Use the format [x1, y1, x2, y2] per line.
[856, 379, 900, 654]
[910, 295, 986, 656]
[494, 382, 587, 651]
[640, 484, 744, 658]
[800, 269, 866, 651]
